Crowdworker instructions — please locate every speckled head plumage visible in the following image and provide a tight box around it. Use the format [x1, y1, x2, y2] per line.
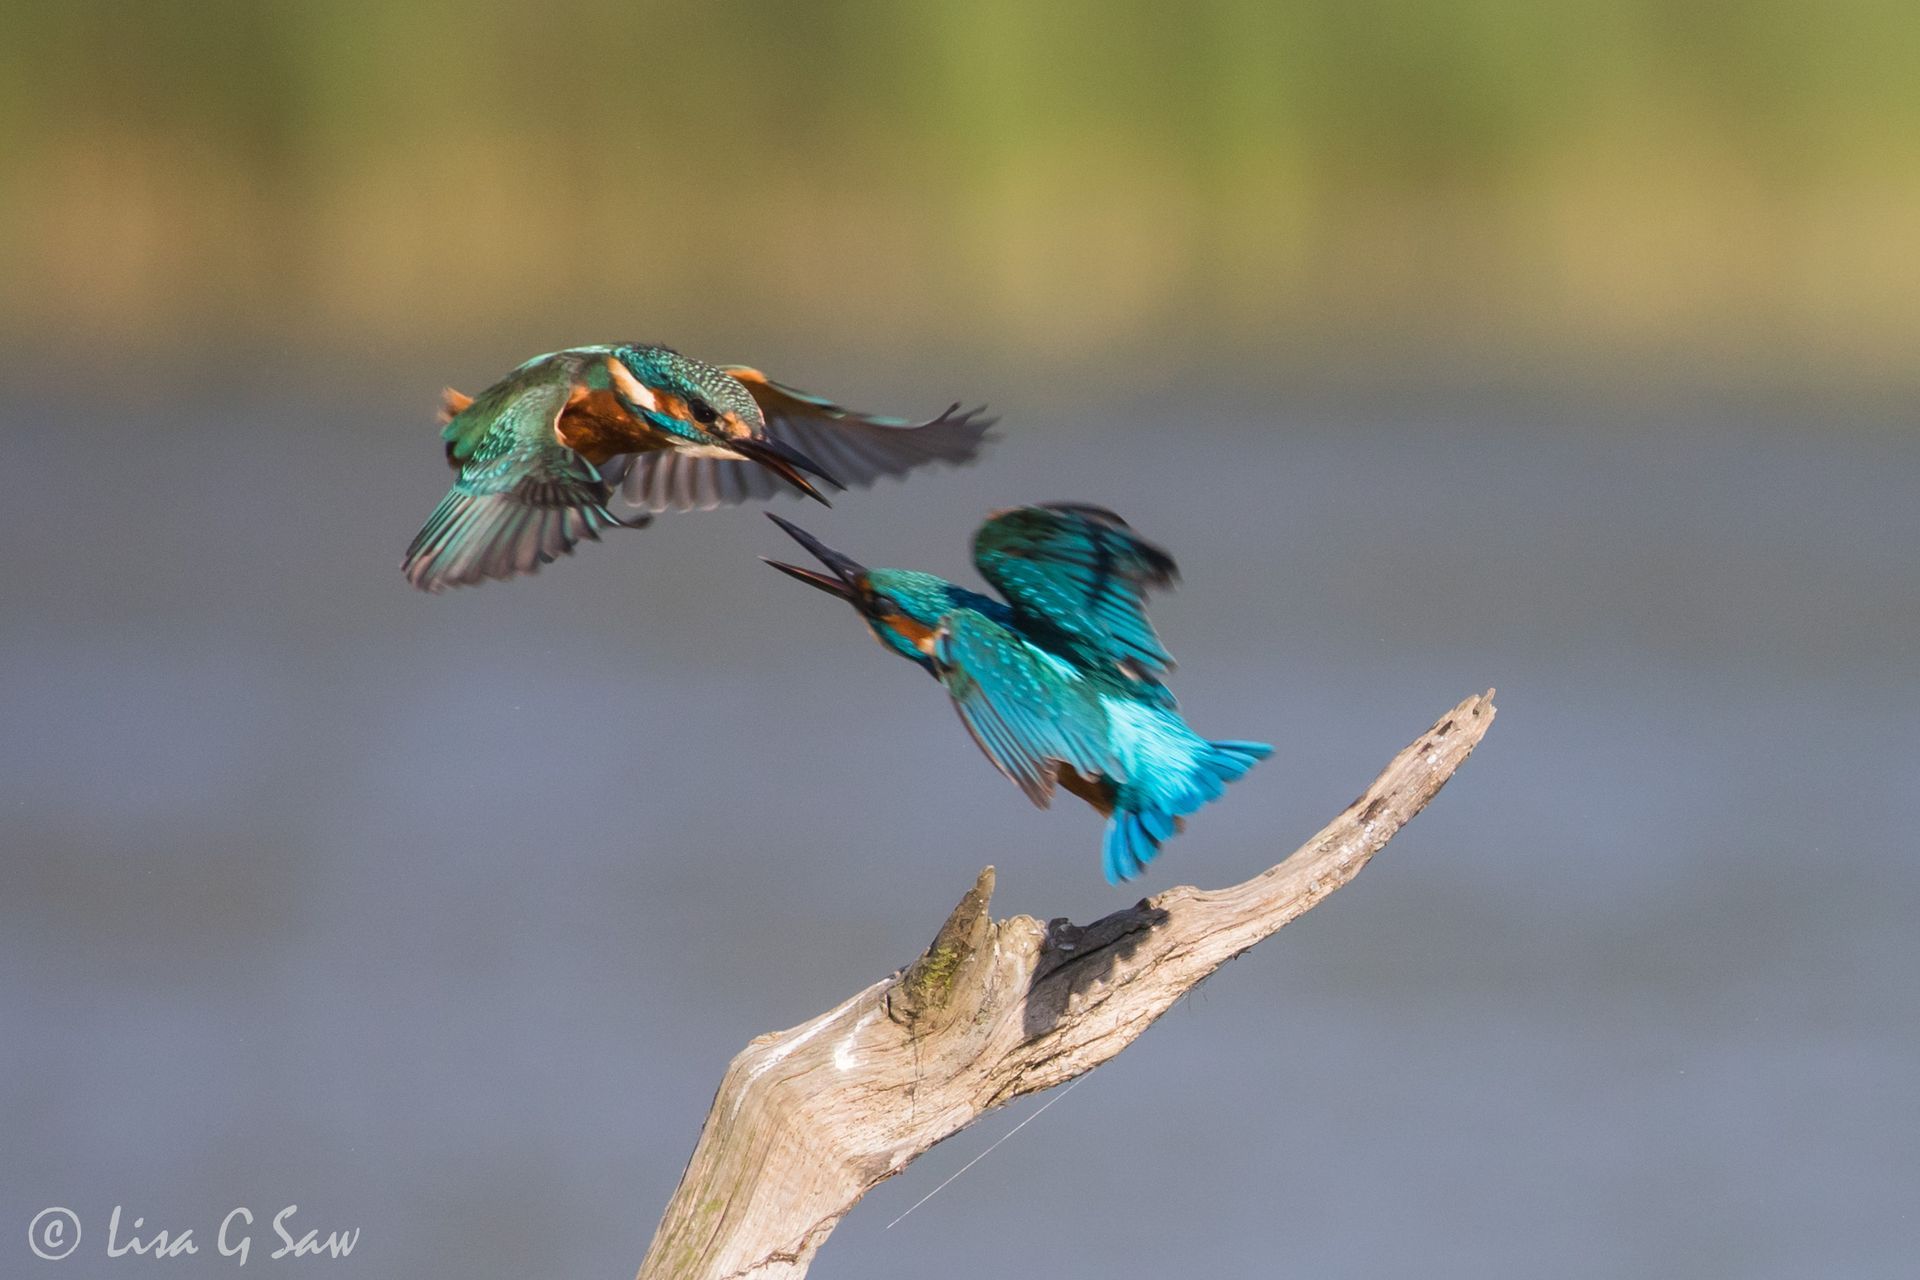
[759, 513, 968, 668]
[610, 344, 766, 441]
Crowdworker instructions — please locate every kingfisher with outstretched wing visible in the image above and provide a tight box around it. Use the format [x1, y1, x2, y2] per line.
[765, 504, 1271, 883]
[402, 344, 992, 591]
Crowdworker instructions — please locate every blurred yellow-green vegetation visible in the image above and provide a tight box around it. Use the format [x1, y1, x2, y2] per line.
[2, 0, 1915, 387]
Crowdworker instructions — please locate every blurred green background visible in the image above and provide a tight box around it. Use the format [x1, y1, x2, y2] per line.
[3, 0, 1915, 389]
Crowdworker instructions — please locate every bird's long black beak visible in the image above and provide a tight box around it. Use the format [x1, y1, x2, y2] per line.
[731, 437, 844, 506]
[762, 512, 865, 601]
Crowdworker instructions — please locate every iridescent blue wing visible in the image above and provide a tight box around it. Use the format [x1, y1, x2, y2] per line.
[617, 366, 993, 513]
[971, 504, 1179, 677]
[931, 611, 1117, 808]
[403, 365, 632, 591]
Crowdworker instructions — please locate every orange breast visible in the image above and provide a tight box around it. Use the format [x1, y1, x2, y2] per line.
[557, 387, 663, 464]
[1058, 764, 1117, 816]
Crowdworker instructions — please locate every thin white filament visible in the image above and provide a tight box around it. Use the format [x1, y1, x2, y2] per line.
[884, 1074, 1087, 1230]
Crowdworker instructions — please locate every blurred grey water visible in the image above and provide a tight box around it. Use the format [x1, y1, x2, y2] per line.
[3, 371, 1917, 1278]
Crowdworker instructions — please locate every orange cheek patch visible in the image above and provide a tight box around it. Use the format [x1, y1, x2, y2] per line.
[888, 616, 940, 655]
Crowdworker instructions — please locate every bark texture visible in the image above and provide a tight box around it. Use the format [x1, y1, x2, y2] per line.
[638, 690, 1497, 1280]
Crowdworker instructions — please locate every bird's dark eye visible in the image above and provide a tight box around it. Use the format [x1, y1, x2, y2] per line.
[688, 398, 719, 425]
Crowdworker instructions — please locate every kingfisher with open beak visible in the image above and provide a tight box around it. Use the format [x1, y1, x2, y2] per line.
[765, 504, 1272, 883]
[401, 344, 993, 591]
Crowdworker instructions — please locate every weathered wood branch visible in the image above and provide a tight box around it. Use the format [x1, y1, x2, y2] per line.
[638, 691, 1497, 1280]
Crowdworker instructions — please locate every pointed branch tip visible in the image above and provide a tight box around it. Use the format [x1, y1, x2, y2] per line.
[896, 867, 996, 1019]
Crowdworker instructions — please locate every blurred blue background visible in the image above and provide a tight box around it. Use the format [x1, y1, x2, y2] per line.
[4, 3, 1916, 1277]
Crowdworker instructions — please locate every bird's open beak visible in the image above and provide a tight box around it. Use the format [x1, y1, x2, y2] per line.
[762, 512, 864, 600]
[730, 437, 844, 506]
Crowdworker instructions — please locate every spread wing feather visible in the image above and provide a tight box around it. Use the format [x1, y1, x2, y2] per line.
[931, 611, 1116, 808]
[972, 504, 1179, 677]
[618, 367, 993, 514]
[403, 370, 632, 591]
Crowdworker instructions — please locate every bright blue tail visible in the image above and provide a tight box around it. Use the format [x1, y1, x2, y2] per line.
[1101, 739, 1273, 884]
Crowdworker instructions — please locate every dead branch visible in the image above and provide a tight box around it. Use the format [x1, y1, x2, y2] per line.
[637, 690, 1497, 1279]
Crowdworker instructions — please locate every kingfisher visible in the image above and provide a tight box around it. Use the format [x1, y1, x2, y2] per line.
[401, 344, 993, 591]
[764, 504, 1273, 883]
